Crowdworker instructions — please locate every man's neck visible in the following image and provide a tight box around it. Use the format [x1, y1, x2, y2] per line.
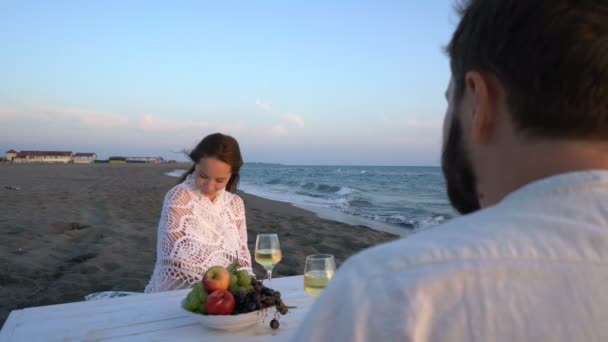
[483, 140, 608, 207]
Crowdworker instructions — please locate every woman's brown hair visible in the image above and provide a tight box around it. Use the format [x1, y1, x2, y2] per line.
[178, 133, 243, 193]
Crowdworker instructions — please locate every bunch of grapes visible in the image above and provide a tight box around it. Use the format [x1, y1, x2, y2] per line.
[232, 277, 289, 329]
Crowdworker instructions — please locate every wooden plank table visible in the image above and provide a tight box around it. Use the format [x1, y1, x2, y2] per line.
[0, 275, 314, 341]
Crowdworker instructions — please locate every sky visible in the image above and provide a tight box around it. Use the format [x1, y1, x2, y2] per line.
[0, 0, 458, 166]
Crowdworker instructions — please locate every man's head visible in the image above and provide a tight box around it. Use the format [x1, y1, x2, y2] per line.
[442, 0, 608, 213]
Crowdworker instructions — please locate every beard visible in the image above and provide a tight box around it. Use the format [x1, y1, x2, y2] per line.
[441, 115, 481, 215]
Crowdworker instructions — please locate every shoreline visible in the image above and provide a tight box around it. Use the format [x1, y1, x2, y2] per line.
[0, 163, 399, 327]
[166, 167, 411, 237]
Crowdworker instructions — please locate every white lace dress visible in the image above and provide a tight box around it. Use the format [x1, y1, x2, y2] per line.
[144, 174, 252, 293]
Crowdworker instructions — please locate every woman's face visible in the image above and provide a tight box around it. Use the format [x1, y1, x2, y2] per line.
[195, 157, 232, 200]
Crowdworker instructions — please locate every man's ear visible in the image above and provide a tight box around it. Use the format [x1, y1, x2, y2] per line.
[464, 71, 500, 144]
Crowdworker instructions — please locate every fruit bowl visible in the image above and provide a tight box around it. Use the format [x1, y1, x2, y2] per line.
[180, 298, 264, 331]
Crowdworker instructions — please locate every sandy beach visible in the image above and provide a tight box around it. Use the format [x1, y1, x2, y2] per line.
[0, 163, 398, 326]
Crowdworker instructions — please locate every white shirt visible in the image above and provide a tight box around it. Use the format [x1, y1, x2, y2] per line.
[292, 170, 608, 342]
[144, 174, 251, 293]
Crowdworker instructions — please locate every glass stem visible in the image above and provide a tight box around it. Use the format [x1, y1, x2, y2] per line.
[267, 268, 273, 284]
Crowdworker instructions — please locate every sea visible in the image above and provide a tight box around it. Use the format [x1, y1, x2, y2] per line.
[166, 164, 456, 236]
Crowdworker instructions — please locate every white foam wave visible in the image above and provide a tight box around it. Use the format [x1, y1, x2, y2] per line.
[165, 169, 187, 178]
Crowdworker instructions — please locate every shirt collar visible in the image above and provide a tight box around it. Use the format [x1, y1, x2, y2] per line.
[501, 169, 608, 204]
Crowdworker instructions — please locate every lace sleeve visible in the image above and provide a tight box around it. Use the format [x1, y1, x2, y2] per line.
[234, 196, 253, 273]
[145, 186, 196, 293]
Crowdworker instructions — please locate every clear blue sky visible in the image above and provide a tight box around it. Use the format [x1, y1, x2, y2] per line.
[0, 0, 457, 165]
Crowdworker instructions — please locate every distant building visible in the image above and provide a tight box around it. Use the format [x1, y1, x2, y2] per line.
[108, 156, 127, 163]
[13, 151, 73, 163]
[126, 156, 165, 163]
[5, 149, 17, 162]
[74, 153, 97, 164]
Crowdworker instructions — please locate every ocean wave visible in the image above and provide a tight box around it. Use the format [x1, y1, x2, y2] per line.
[301, 182, 315, 189]
[336, 186, 357, 196]
[364, 213, 447, 229]
[236, 165, 452, 232]
[316, 184, 341, 193]
[296, 182, 355, 195]
[165, 169, 187, 178]
[295, 191, 326, 198]
[348, 199, 373, 207]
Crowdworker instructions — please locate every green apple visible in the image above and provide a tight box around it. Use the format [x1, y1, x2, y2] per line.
[236, 270, 252, 287]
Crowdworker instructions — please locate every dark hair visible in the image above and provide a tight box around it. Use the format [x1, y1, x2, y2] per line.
[446, 0, 608, 140]
[178, 133, 244, 193]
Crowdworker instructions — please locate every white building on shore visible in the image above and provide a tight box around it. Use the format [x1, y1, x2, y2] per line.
[5, 149, 17, 162]
[74, 153, 97, 164]
[13, 151, 73, 163]
[126, 156, 165, 163]
[5, 150, 98, 163]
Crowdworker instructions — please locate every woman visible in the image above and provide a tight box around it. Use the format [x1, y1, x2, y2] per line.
[144, 132, 252, 293]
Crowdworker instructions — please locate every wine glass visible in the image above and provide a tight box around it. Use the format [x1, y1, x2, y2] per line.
[254, 233, 282, 284]
[303, 254, 335, 297]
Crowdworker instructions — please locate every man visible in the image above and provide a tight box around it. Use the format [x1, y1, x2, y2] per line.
[292, 1, 608, 341]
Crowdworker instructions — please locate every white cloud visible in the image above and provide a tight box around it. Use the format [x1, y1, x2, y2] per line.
[0, 106, 17, 120]
[266, 124, 289, 137]
[282, 113, 304, 127]
[255, 99, 305, 127]
[2, 103, 215, 133]
[0, 101, 302, 156]
[136, 114, 208, 132]
[382, 116, 443, 130]
[21, 104, 131, 129]
[214, 121, 247, 135]
[255, 99, 273, 114]
[63, 108, 130, 129]
[400, 119, 442, 130]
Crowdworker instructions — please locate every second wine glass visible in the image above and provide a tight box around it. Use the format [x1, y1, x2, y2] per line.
[254, 233, 282, 284]
[303, 254, 335, 298]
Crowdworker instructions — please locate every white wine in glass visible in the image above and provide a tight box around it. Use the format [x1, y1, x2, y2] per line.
[255, 233, 282, 284]
[304, 254, 335, 297]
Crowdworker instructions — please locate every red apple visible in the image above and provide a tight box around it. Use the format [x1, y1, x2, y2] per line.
[203, 266, 230, 293]
[206, 289, 235, 315]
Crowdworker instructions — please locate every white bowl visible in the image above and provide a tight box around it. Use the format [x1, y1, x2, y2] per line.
[180, 298, 264, 331]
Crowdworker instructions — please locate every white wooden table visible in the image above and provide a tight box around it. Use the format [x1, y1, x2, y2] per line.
[0, 275, 314, 341]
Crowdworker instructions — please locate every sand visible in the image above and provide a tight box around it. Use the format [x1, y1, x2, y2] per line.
[0, 163, 398, 327]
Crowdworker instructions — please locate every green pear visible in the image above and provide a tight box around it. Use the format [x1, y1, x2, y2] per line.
[185, 291, 201, 311]
[192, 283, 205, 298]
[199, 287, 208, 302]
[199, 301, 208, 315]
[198, 288, 209, 314]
